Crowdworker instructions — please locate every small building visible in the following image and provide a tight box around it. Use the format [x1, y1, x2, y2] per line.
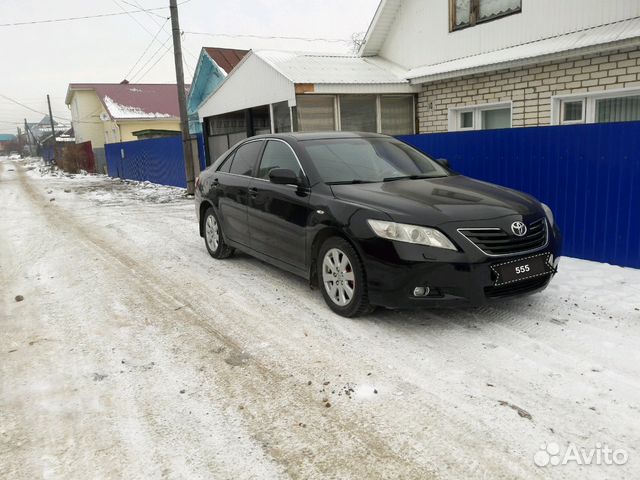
[197, 50, 419, 162]
[27, 116, 70, 142]
[359, 0, 640, 132]
[0, 133, 17, 153]
[187, 47, 249, 135]
[65, 83, 188, 170]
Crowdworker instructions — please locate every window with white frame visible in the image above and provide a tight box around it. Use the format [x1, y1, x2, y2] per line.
[450, 103, 512, 131]
[554, 88, 640, 125]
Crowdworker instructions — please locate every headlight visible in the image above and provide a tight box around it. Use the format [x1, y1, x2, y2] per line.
[541, 203, 554, 226]
[367, 219, 457, 250]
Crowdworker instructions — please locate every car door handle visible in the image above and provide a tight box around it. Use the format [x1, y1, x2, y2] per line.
[248, 187, 258, 197]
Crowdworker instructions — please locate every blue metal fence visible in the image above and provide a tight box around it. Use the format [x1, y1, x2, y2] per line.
[399, 122, 640, 268]
[105, 136, 206, 189]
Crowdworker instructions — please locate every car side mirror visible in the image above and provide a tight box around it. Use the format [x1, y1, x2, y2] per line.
[436, 158, 450, 168]
[269, 168, 300, 185]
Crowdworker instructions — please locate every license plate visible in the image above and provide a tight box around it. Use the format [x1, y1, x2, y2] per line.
[491, 253, 555, 286]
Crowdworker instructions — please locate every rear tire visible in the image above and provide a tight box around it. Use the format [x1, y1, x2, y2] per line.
[203, 207, 234, 259]
[318, 237, 372, 317]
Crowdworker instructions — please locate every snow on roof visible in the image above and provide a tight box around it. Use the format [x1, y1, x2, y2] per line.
[254, 50, 409, 85]
[103, 95, 172, 119]
[406, 17, 640, 82]
[203, 47, 249, 76]
[66, 83, 189, 120]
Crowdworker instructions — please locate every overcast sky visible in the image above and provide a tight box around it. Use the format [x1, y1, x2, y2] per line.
[0, 0, 380, 134]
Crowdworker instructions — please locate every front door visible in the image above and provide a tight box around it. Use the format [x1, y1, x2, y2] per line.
[247, 140, 310, 270]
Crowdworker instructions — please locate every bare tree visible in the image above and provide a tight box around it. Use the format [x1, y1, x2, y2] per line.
[349, 32, 366, 54]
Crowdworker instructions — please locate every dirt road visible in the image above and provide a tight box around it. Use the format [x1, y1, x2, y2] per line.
[1, 158, 639, 479]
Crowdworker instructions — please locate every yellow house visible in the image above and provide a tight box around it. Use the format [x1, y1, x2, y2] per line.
[65, 83, 186, 170]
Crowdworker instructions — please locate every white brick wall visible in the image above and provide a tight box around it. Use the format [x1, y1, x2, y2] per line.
[417, 46, 640, 133]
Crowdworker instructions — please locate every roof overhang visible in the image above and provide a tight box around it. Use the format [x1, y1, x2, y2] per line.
[65, 84, 96, 105]
[406, 17, 640, 84]
[359, 0, 402, 57]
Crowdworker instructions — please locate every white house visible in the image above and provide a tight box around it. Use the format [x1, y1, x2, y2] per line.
[197, 50, 419, 161]
[197, 0, 640, 162]
[360, 0, 640, 132]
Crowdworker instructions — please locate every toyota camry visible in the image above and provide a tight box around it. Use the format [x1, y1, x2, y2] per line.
[195, 132, 561, 317]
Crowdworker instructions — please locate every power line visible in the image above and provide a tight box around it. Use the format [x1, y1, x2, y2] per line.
[124, 17, 170, 80]
[184, 30, 349, 44]
[122, 0, 195, 80]
[0, 7, 168, 27]
[133, 42, 174, 82]
[119, 0, 169, 20]
[0, 93, 71, 123]
[111, 0, 159, 37]
[130, 36, 173, 82]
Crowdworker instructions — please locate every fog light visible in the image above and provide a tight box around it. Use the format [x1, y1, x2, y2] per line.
[413, 286, 430, 297]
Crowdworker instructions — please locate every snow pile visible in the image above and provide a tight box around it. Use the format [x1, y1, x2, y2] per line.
[103, 95, 172, 119]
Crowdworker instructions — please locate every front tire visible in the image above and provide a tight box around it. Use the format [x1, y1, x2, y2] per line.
[203, 207, 234, 259]
[318, 237, 372, 317]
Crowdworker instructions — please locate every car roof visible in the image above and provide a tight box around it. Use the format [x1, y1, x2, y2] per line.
[250, 131, 392, 142]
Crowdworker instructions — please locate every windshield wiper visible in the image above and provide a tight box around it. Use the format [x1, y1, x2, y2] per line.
[382, 174, 437, 182]
[326, 179, 379, 185]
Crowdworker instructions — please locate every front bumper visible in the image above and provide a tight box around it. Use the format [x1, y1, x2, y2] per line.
[359, 227, 562, 309]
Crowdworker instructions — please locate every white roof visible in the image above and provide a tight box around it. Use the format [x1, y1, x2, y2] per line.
[359, 0, 403, 58]
[254, 50, 409, 85]
[407, 17, 640, 82]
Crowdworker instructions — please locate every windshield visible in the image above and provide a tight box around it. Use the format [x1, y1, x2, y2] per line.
[300, 138, 450, 184]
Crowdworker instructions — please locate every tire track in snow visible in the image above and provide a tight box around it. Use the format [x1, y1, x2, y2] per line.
[12, 162, 440, 479]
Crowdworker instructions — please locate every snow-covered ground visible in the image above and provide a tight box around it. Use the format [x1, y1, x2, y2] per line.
[1, 157, 639, 479]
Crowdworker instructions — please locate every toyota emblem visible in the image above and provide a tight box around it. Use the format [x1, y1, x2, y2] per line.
[511, 221, 527, 237]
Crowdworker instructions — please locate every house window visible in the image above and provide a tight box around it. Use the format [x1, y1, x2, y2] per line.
[482, 108, 511, 130]
[460, 111, 474, 129]
[596, 95, 640, 123]
[561, 100, 585, 124]
[295, 94, 415, 135]
[380, 95, 415, 135]
[451, 0, 521, 31]
[450, 103, 512, 131]
[340, 95, 377, 133]
[272, 101, 291, 133]
[553, 88, 640, 125]
[296, 95, 336, 132]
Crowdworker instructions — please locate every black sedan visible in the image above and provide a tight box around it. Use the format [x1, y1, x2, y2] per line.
[195, 132, 561, 317]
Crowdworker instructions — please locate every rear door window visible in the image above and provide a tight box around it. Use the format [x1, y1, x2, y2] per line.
[216, 152, 234, 173]
[229, 141, 263, 176]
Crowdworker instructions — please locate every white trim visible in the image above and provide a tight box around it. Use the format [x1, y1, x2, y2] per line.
[551, 86, 640, 125]
[408, 37, 640, 85]
[449, 101, 513, 131]
[269, 104, 275, 134]
[375, 95, 382, 133]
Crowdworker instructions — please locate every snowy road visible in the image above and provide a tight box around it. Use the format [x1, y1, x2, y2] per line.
[1, 158, 639, 480]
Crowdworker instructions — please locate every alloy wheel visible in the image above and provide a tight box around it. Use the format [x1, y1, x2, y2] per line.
[322, 248, 356, 306]
[205, 214, 219, 252]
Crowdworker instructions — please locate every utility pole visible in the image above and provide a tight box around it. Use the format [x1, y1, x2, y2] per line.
[47, 94, 57, 164]
[24, 119, 32, 155]
[169, 0, 196, 195]
[46, 94, 56, 141]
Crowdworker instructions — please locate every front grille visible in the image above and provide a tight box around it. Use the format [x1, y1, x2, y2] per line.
[484, 275, 551, 299]
[458, 218, 548, 256]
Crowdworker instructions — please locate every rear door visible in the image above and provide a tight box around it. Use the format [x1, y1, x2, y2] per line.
[247, 140, 310, 270]
[216, 140, 264, 246]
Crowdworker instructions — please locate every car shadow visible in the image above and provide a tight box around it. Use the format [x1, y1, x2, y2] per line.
[223, 249, 538, 331]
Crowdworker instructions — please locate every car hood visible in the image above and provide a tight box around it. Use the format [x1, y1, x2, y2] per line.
[330, 175, 542, 225]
